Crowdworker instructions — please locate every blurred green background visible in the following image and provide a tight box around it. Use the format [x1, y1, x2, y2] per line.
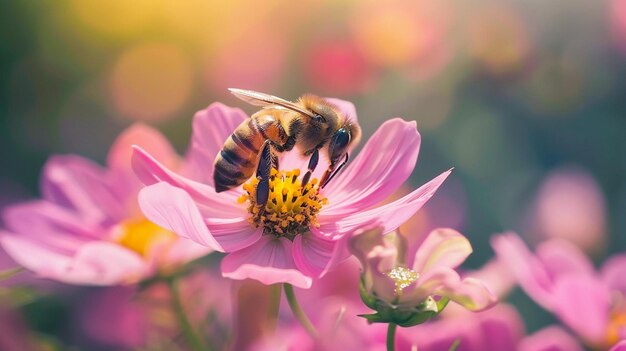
[1, 0, 625, 348]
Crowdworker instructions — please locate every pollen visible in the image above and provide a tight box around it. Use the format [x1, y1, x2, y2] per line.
[386, 266, 420, 295]
[112, 219, 177, 258]
[239, 168, 327, 240]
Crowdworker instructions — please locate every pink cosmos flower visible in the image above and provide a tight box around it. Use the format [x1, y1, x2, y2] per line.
[77, 268, 231, 350]
[348, 226, 496, 313]
[530, 167, 607, 253]
[492, 232, 626, 349]
[245, 257, 387, 351]
[0, 124, 211, 285]
[133, 100, 450, 288]
[613, 340, 626, 351]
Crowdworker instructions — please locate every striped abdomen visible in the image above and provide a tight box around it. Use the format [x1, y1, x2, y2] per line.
[213, 113, 287, 192]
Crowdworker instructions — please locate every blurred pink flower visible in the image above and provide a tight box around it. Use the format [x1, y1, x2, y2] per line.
[133, 100, 450, 288]
[247, 259, 385, 351]
[613, 340, 626, 351]
[404, 304, 520, 351]
[302, 38, 377, 95]
[250, 298, 385, 351]
[518, 326, 585, 351]
[612, 0, 626, 54]
[349, 227, 496, 313]
[0, 124, 211, 285]
[77, 269, 231, 349]
[492, 232, 626, 348]
[402, 303, 584, 351]
[531, 167, 607, 253]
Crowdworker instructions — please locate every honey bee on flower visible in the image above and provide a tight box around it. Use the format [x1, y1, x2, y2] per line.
[133, 91, 451, 288]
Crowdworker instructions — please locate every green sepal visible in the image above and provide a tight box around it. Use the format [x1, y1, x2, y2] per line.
[358, 275, 378, 309]
[358, 312, 387, 323]
[437, 296, 450, 311]
[394, 309, 437, 327]
[357, 294, 452, 327]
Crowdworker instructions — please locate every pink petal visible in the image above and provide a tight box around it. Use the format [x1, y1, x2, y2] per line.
[610, 341, 626, 351]
[292, 232, 336, 277]
[163, 238, 213, 266]
[322, 119, 421, 217]
[601, 254, 626, 294]
[221, 235, 313, 288]
[64, 242, 148, 285]
[318, 169, 451, 240]
[402, 266, 457, 305]
[324, 98, 358, 124]
[0, 231, 74, 278]
[41, 156, 125, 225]
[0, 235, 147, 285]
[182, 103, 249, 185]
[138, 182, 223, 252]
[205, 217, 262, 252]
[412, 228, 473, 274]
[408, 267, 497, 311]
[346, 227, 398, 302]
[66, 242, 147, 283]
[132, 146, 245, 218]
[519, 326, 585, 351]
[437, 277, 498, 312]
[491, 233, 555, 310]
[551, 274, 611, 343]
[107, 123, 179, 179]
[311, 226, 353, 277]
[466, 258, 517, 299]
[3, 200, 100, 251]
[535, 239, 595, 280]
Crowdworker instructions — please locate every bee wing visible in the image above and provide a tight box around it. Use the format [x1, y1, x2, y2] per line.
[228, 88, 316, 118]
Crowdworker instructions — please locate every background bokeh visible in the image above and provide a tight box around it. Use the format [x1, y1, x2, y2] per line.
[1, 0, 625, 349]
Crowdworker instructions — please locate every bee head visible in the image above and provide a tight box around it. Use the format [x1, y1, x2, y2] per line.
[321, 122, 361, 188]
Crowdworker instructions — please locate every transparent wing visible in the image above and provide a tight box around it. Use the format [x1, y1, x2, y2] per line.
[228, 88, 315, 118]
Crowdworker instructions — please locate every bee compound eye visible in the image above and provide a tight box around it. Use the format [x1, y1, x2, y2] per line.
[330, 128, 351, 160]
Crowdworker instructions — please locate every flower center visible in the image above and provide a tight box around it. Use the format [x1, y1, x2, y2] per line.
[386, 266, 420, 295]
[607, 311, 626, 346]
[112, 219, 177, 258]
[238, 168, 327, 240]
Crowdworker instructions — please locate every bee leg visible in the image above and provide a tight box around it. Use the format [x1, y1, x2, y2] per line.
[301, 148, 319, 187]
[271, 152, 279, 170]
[256, 140, 273, 206]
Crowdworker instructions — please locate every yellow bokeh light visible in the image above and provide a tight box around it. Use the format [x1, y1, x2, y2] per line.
[466, 4, 531, 75]
[110, 42, 193, 122]
[70, 0, 156, 38]
[351, 2, 422, 67]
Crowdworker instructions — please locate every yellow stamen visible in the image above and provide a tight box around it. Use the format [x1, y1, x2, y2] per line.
[607, 311, 626, 346]
[113, 219, 176, 257]
[240, 168, 327, 240]
[386, 266, 420, 295]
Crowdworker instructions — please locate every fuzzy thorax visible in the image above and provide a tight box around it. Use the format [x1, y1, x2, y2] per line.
[239, 168, 327, 240]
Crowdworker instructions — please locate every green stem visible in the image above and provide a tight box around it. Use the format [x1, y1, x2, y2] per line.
[283, 283, 319, 339]
[387, 323, 397, 351]
[166, 277, 209, 351]
[267, 284, 282, 332]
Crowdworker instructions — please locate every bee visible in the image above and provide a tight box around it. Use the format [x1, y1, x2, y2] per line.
[214, 88, 361, 205]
